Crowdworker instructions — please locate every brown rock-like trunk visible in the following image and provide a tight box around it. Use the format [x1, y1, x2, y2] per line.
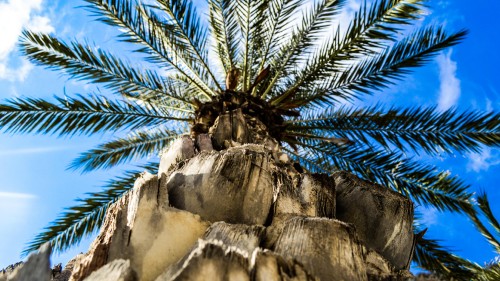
[62, 109, 415, 281]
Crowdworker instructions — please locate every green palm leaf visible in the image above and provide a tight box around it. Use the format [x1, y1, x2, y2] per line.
[278, 26, 467, 108]
[278, 0, 426, 102]
[154, 0, 222, 91]
[468, 192, 500, 254]
[287, 106, 500, 155]
[84, 0, 216, 99]
[254, 0, 303, 79]
[413, 234, 477, 280]
[71, 128, 182, 172]
[477, 193, 500, 241]
[20, 31, 191, 106]
[23, 162, 158, 255]
[236, 0, 269, 91]
[0, 94, 189, 136]
[416, 229, 500, 281]
[472, 263, 500, 281]
[208, 0, 240, 73]
[262, 0, 345, 99]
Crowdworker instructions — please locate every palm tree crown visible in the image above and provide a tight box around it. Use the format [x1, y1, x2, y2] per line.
[1, 0, 499, 278]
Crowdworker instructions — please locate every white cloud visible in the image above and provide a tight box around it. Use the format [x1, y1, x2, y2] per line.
[418, 206, 439, 226]
[0, 191, 36, 199]
[437, 1, 451, 8]
[335, 0, 361, 28]
[0, 0, 54, 81]
[0, 146, 73, 156]
[0, 58, 33, 81]
[467, 147, 500, 173]
[0, 192, 36, 246]
[437, 50, 461, 111]
[26, 15, 54, 33]
[485, 98, 493, 112]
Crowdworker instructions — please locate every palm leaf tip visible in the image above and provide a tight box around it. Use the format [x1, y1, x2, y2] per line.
[468, 192, 500, 254]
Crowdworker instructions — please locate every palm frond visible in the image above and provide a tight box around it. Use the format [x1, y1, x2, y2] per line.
[469, 212, 500, 255]
[468, 192, 500, 254]
[236, 0, 269, 91]
[477, 193, 500, 240]
[23, 162, 158, 255]
[472, 263, 500, 281]
[287, 106, 500, 155]
[413, 234, 477, 280]
[254, 0, 303, 82]
[0, 94, 189, 137]
[20, 31, 192, 106]
[291, 138, 475, 214]
[262, 0, 346, 99]
[84, 0, 215, 99]
[154, 0, 222, 91]
[416, 228, 500, 281]
[277, 0, 427, 102]
[137, 8, 217, 98]
[209, 0, 240, 74]
[71, 128, 182, 172]
[333, 0, 427, 54]
[280, 26, 467, 108]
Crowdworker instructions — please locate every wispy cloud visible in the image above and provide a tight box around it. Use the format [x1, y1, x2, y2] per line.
[0, 146, 73, 156]
[0, 0, 54, 81]
[417, 206, 439, 226]
[467, 147, 500, 173]
[0, 191, 36, 199]
[437, 50, 461, 111]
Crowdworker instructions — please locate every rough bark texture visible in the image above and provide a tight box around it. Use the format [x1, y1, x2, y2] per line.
[252, 250, 317, 281]
[156, 240, 250, 281]
[43, 109, 415, 281]
[274, 173, 336, 218]
[333, 171, 414, 270]
[83, 259, 136, 281]
[70, 173, 210, 281]
[273, 217, 367, 281]
[166, 145, 276, 225]
[204, 222, 265, 253]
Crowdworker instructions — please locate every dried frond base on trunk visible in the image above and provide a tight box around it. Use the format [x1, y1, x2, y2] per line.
[273, 173, 336, 218]
[273, 217, 367, 281]
[166, 145, 276, 225]
[83, 259, 136, 281]
[70, 173, 210, 281]
[157, 240, 317, 281]
[333, 171, 415, 270]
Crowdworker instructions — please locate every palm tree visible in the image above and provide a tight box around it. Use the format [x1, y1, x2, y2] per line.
[1, 0, 499, 279]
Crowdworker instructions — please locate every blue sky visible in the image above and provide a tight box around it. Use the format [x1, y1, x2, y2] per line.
[0, 0, 499, 271]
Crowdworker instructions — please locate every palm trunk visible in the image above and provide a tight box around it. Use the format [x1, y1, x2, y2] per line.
[66, 109, 415, 281]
